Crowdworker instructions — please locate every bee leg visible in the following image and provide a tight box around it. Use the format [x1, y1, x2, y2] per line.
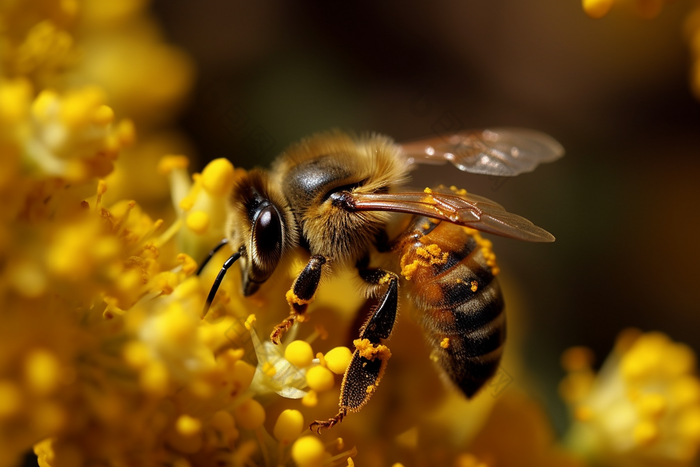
[271, 255, 327, 345]
[309, 268, 398, 433]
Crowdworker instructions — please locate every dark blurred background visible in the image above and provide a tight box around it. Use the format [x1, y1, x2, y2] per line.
[150, 0, 700, 430]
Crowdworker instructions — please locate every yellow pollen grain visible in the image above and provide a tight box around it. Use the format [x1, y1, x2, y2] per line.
[185, 211, 210, 234]
[582, 0, 614, 18]
[470, 280, 478, 292]
[366, 384, 376, 394]
[306, 366, 335, 392]
[324, 347, 353, 375]
[176, 415, 202, 436]
[25, 349, 61, 395]
[201, 158, 235, 196]
[157, 155, 190, 174]
[440, 338, 450, 349]
[285, 340, 315, 368]
[292, 436, 326, 467]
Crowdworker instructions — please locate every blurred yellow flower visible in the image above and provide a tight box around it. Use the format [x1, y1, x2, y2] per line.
[562, 329, 700, 466]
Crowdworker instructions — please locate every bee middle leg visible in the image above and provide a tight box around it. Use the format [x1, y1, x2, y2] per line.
[271, 255, 327, 345]
[309, 265, 398, 433]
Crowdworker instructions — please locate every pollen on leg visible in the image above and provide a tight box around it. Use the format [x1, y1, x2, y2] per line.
[353, 339, 392, 362]
[440, 338, 450, 349]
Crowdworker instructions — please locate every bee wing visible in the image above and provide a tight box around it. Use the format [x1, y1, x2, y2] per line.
[332, 188, 554, 242]
[399, 128, 564, 176]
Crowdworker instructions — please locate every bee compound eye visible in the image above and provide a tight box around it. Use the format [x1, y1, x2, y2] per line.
[252, 204, 283, 265]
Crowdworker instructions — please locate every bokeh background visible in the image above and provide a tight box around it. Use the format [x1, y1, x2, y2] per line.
[147, 0, 700, 432]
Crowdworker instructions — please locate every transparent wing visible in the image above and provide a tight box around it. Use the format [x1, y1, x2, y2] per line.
[399, 128, 564, 176]
[330, 187, 554, 242]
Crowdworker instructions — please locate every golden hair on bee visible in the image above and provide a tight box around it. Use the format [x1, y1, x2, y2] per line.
[270, 130, 410, 267]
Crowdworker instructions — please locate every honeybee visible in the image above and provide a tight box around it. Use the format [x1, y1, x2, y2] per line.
[197, 129, 563, 432]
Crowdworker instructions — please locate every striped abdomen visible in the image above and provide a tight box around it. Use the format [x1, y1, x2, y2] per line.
[396, 217, 505, 398]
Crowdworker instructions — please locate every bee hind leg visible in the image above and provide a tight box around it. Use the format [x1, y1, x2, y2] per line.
[309, 267, 398, 432]
[271, 255, 327, 345]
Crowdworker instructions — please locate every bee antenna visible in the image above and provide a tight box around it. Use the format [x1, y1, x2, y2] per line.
[201, 245, 245, 319]
[195, 238, 230, 276]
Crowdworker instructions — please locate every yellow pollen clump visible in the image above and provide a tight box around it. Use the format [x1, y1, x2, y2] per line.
[233, 398, 266, 430]
[440, 338, 450, 349]
[185, 211, 210, 234]
[470, 280, 478, 292]
[285, 340, 315, 368]
[449, 185, 468, 196]
[201, 158, 235, 196]
[176, 415, 202, 437]
[286, 289, 313, 306]
[366, 384, 376, 394]
[324, 347, 353, 375]
[25, 349, 61, 395]
[306, 366, 335, 392]
[400, 243, 449, 280]
[353, 339, 392, 362]
[273, 409, 305, 445]
[292, 436, 326, 467]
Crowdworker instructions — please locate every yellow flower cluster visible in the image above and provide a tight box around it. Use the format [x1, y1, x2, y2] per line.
[561, 329, 700, 466]
[5, 2, 700, 467]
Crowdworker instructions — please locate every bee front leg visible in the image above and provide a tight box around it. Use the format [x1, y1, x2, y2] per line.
[271, 255, 327, 345]
[310, 268, 398, 433]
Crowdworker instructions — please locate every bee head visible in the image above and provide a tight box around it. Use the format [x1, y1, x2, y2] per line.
[228, 169, 298, 296]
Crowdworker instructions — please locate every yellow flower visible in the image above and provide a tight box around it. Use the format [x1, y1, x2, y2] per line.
[562, 329, 700, 466]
